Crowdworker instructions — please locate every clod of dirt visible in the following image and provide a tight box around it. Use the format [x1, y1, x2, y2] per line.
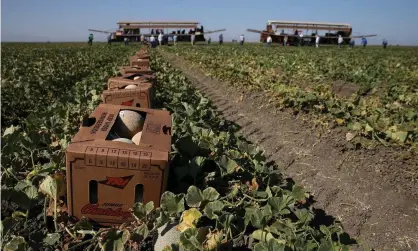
[331, 80, 359, 98]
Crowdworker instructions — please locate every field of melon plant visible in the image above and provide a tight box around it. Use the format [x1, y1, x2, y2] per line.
[1, 43, 354, 251]
[165, 45, 418, 149]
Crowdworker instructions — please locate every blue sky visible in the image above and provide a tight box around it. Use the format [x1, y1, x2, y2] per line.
[2, 0, 418, 45]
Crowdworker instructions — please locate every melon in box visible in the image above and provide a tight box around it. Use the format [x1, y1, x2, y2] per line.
[120, 66, 153, 75]
[66, 104, 172, 226]
[129, 56, 150, 68]
[102, 75, 155, 108]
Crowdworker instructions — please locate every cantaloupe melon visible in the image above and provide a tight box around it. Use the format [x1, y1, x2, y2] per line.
[154, 223, 183, 251]
[133, 76, 141, 80]
[132, 131, 142, 145]
[112, 138, 134, 144]
[125, 84, 137, 89]
[113, 110, 145, 138]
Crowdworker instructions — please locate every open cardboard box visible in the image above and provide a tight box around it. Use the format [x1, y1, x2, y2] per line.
[120, 66, 153, 75]
[102, 81, 155, 108]
[66, 104, 172, 225]
[129, 56, 150, 68]
[107, 73, 156, 90]
[135, 52, 150, 59]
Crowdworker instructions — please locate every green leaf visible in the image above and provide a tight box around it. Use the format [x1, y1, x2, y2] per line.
[202, 187, 219, 201]
[132, 202, 147, 219]
[145, 201, 154, 214]
[185, 186, 204, 208]
[4, 236, 27, 251]
[217, 155, 239, 176]
[43, 233, 60, 246]
[134, 224, 149, 239]
[102, 229, 130, 251]
[203, 201, 224, 219]
[251, 229, 274, 242]
[292, 185, 307, 201]
[161, 191, 185, 215]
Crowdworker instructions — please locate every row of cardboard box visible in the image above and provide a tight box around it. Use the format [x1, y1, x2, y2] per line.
[66, 47, 173, 226]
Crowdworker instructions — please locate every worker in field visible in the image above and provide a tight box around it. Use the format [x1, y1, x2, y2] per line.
[315, 34, 320, 48]
[283, 35, 288, 46]
[207, 35, 211, 45]
[158, 33, 163, 46]
[266, 35, 272, 46]
[88, 33, 94, 46]
[361, 37, 368, 47]
[338, 35, 343, 48]
[107, 33, 112, 46]
[150, 35, 156, 48]
[382, 38, 388, 49]
[124, 37, 129, 46]
[299, 31, 304, 46]
[191, 34, 195, 46]
[173, 34, 178, 45]
[219, 34, 224, 45]
[140, 34, 145, 43]
[349, 40, 355, 48]
[240, 34, 245, 45]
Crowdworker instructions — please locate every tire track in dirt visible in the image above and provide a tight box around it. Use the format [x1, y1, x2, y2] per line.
[161, 50, 418, 251]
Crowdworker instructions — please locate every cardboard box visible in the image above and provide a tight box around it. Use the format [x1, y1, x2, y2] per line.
[66, 104, 172, 225]
[120, 66, 153, 75]
[135, 52, 150, 59]
[102, 81, 155, 108]
[107, 73, 156, 90]
[129, 57, 150, 68]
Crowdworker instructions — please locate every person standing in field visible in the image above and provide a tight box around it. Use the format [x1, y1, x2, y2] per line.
[173, 34, 178, 45]
[240, 34, 245, 45]
[315, 34, 320, 48]
[283, 35, 288, 46]
[361, 37, 368, 47]
[88, 33, 94, 46]
[299, 31, 304, 46]
[266, 35, 272, 46]
[150, 35, 156, 48]
[382, 38, 388, 49]
[191, 34, 195, 46]
[337, 35, 343, 48]
[207, 35, 211, 45]
[140, 34, 145, 43]
[158, 33, 163, 46]
[349, 40, 355, 48]
[124, 37, 129, 46]
[107, 33, 112, 46]
[219, 34, 223, 45]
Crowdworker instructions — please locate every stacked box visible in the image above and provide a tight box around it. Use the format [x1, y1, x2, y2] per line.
[66, 104, 172, 226]
[66, 47, 173, 226]
[102, 73, 156, 108]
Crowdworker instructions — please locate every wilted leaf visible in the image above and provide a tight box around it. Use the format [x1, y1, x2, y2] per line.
[203, 229, 223, 250]
[177, 208, 202, 232]
[4, 236, 27, 251]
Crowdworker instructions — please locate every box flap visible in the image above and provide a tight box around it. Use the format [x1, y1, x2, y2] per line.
[70, 104, 171, 152]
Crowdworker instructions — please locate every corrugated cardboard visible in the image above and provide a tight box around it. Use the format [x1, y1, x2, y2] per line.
[135, 52, 150, 59]
[120, 66, 153, 75]
[129, 57, 150, 68]
[66, 104, 172, 225]
[107, 73, 156, 90]
[102, 81, 155, 108]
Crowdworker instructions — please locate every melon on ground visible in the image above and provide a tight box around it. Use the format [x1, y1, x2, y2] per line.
[133, 76, 141, 80]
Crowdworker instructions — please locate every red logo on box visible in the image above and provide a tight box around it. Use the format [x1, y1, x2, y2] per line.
[98, 175, 134, 189]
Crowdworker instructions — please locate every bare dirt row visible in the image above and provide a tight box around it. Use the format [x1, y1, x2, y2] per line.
[160, 50, 418, 251]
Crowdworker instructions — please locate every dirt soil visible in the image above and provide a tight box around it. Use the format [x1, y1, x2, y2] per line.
[161, 51, 418, 251]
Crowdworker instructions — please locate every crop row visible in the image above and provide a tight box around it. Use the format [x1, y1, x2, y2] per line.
[164, 45, 418, 148]
[2, 44, 352, 251]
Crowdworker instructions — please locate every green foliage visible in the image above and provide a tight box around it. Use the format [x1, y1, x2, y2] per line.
[1, 43, 353, 250]
[165, 45, 418, 148]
